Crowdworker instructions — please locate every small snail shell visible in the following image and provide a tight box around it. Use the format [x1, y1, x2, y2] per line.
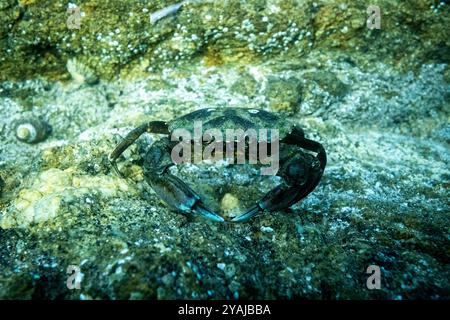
[14, 118, 52, 144]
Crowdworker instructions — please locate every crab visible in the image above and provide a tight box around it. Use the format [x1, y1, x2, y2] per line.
[109, 108, 326, 222]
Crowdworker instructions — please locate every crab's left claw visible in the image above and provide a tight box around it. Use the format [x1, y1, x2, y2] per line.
[194, 202, 225, 222]
[148, 172, 224, 222]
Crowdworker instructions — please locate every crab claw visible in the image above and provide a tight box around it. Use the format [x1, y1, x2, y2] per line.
[232, 204, 263, 222]
[147, 171, 225, 222]
[110, 159, 125, 179]
[194, 202, 225, 222]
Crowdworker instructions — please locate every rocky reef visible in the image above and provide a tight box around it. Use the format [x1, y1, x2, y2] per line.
[0, 0, 449, 299]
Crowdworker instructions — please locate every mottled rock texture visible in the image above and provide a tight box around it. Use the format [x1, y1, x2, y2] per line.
[0, 0, 449, 299]
[1, 0, 449, 81]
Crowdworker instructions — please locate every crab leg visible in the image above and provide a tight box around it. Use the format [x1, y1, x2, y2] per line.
[109, 121, 168, 177]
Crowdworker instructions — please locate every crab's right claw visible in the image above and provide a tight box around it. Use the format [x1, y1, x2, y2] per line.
[232, 183, 298, 222]
[231, 204, 263, 222]
[149, 174, 224, 222]
[232, 184, 290, 223]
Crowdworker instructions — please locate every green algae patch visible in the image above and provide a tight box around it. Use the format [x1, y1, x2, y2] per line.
[1, 0, 450, 81]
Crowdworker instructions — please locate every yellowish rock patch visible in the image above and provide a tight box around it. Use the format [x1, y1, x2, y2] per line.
[1, 168, 132, 229]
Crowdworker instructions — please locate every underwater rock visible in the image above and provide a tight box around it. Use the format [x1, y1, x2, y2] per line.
[1, 0, 449, 80]
[0, 168, 131, 228]
[299, 70, 350, 115]
[0, 0, 449, 301]
[0, 0, 20, 39]
[304, 70, 349, 99]
[0, 59, 448, 299]
[264, 76, 302, 113]
[230, 72, 260, 98]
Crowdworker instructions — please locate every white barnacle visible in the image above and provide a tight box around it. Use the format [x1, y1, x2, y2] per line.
[66, 58, 98, 85]
[150, 2, 184, 25]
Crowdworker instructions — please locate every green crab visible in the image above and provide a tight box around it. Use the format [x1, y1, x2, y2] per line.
[109, 108, 326, 222]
